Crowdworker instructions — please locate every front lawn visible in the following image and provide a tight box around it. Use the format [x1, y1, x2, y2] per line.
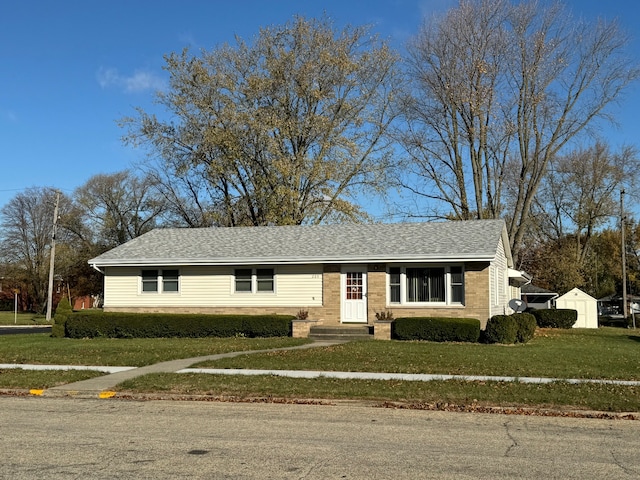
[1, 328, 639, 413]
[194, 327, 640, 380]
[0, 335, 309, 367]
[116, 328, 640, 413]
[0, 311, 49, 325]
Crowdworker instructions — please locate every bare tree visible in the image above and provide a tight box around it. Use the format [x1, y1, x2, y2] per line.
[0, 187, 72, 312]
[532, 143, 638, 262]
[400, 0, 639, 261]
[121, 16, 400, 226]
[398, 0, 510, 221]
[71, 170, 165, 248]
[140, 157, 220, 227]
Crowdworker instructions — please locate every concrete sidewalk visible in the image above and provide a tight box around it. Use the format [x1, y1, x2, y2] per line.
[39, 341, 342, 398]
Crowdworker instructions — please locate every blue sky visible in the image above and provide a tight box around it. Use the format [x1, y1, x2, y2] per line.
[1, 0, 639, 213]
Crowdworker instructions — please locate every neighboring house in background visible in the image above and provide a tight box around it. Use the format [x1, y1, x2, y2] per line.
[555, 287, 598, 328]
[73, 295, 102, 310]
[521, 284, 558, 310]
[0, 277, 19, 311]
[597, 293, 640, 318]
[88, 220, 530, 333]
[73, 295, 91, 310]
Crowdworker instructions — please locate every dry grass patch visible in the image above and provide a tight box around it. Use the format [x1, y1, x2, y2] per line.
[117, 373, 640, 413]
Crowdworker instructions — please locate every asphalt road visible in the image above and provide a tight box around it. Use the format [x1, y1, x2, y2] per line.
[0, 326, 51, 335]
[1, 397, 638, 479]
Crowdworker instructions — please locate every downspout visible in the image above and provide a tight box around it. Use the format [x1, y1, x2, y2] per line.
[91, 264, 105, 275]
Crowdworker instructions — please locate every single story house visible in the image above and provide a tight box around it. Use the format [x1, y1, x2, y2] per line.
[88, 220, 530, 333]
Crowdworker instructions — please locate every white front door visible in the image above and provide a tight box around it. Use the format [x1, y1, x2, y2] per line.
[341, 266, 367, 323]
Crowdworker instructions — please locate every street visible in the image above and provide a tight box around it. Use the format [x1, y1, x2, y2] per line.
[0, 326, 51, 335]
[0, 397, 638, 479]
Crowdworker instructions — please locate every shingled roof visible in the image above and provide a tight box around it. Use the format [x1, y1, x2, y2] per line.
[88, 219, 510, 267]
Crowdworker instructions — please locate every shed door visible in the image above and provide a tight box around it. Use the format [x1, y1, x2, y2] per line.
[561, 299, 583, 328]
[341, 267, 367, 323]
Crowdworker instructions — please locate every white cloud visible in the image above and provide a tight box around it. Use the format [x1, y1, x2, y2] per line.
[97, 67, 166, 93]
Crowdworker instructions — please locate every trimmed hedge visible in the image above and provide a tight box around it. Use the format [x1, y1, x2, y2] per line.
[483, 315, 517, 344]
[393, 317, 481, 343]
[52, 298, 73, 338]
[64, 312, 294, 339]
[532, 309, 577, 329]
[483, 313, 537, 344]
[515, 312, 537, 343]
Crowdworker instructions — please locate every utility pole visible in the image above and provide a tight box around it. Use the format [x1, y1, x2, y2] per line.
[621, 189, 628, 320]
[46, 190, 60, 322]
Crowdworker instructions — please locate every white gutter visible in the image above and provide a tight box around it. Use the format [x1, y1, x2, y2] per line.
[90, 264, 105, 275]
[508, 268, 532, 285]
[87, 253, 499, 268]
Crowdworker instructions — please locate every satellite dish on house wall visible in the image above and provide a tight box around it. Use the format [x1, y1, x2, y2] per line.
[509, 298, 527, 313]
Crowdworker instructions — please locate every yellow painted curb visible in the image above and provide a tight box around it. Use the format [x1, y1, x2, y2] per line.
[29, 389, 44, 396]
[99, 391, 116, 399]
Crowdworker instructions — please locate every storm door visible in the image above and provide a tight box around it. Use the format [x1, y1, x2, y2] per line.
[341, 266, 367, 323]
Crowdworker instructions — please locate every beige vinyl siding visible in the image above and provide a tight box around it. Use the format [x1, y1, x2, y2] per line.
[103, 264, 323, 308]
[509, 285, 521, 310]
[489, 237, 509, 318]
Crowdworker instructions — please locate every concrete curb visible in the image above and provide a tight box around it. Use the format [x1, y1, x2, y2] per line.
[1, 388, 637, 421]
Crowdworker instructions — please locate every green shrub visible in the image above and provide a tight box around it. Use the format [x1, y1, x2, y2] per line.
[532, 309, 577, 329]
[483, 315, 518, 344]
[393, 317, 481, 343]
[514, 312, 537, 343]
[482, 313, 536, 344]
[64, 312, 294, 339]
[51, 298, 73, 338]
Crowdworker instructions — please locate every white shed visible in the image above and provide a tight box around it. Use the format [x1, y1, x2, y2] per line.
[555, 288, 598, 328]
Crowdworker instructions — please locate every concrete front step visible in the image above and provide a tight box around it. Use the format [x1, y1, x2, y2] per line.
[309, 325, 374, 341]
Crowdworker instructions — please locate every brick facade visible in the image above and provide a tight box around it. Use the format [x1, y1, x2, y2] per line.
[374, 263, 492, 329]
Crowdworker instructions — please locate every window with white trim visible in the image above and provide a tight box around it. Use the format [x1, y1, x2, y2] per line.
[235, 268, 275, 293]
[256, 268, 275, 292]
[388, 265, 464, 305]
[450, 266, 464, 303]
[235, 269, 253, 292]
[141, 269, 180, 293]
[162, 269, 179, 292]
[389, 267, 401, 303]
